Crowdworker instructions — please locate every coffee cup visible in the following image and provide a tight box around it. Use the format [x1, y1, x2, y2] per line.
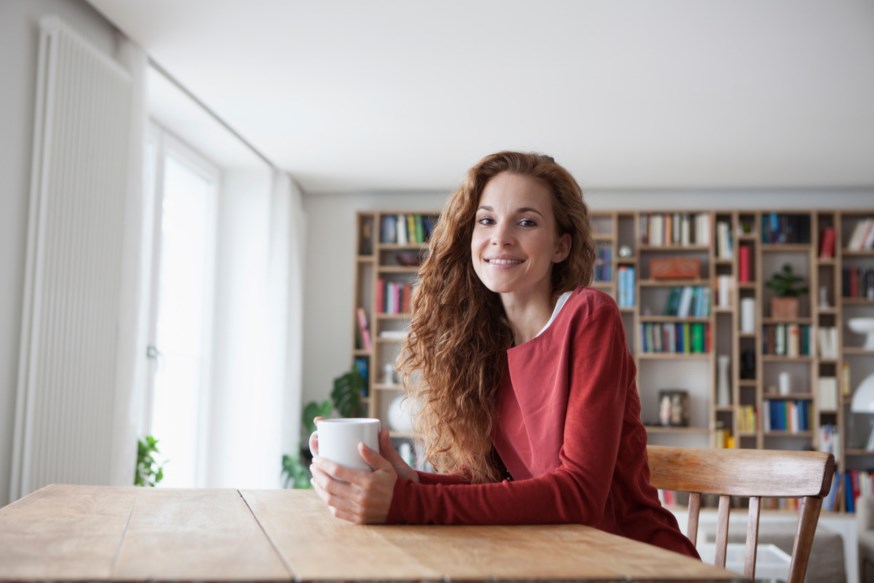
[315, 418, 380, 471]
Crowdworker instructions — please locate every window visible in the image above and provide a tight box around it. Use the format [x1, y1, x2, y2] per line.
[145, 126, 218, 488]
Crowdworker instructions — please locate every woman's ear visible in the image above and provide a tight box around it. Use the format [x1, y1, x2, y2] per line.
[553, 233, 572, 263]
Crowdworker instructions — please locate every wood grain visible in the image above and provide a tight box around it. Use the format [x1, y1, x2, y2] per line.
[0, 484, 136, 580]
[243, 489, 740, 582]
[2, 485, 744, 582]
[240, 489, 441, 581]
[112, 488, 289, 581]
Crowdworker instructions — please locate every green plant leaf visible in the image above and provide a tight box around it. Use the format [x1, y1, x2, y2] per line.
[302, 400, 333, 435]
[332, 366, 364, 418]
[134, 435, 166, 487]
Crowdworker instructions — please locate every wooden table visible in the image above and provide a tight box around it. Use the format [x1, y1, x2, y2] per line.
[0, 484, 743, 582]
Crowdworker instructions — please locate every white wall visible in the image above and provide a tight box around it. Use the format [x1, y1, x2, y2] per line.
[0, 0, 120, 505]
[301, 188, 874, 409]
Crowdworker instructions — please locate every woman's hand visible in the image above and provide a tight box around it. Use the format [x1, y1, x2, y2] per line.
[310, 423, 419, 484]
[310, 440, 397, 524]
[375, 429, 419, 483]
[310, 428, 420, 524]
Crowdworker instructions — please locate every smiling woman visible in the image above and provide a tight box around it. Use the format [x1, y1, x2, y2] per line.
[308, 151, 699, 559]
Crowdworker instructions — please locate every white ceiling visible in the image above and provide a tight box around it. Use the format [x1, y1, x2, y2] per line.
[87, 0, 874, 193]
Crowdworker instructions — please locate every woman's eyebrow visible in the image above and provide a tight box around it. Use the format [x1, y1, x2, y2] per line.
[477, 205, 545, 217]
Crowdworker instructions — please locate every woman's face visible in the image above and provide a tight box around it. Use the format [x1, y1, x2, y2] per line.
[470, 172, 570, 301]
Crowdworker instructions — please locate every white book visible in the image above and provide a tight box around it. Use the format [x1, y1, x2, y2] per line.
[677, 286, 693, 317]
[396, 213, 408, 244]
[848, 219, 871, 250]
[718, 275, 732, 308]
[787, 324, 800, 357]
[818, 377, 838, 410]
[862, 219, 874, 249]
[651, 215, 663, 246]
[695, 213, 711, 246]
[681, 214, 690, 245]
[775, 324, 786, 355]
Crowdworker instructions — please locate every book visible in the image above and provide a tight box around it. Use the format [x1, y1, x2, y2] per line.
[717, 221, 733, 259]
[817, 377, 837, 411]
[356, 307, 373, 350]
[818, 226, 836, 258]
[787, 324, 800, 357]
[677, 286, 693, 317]
[739, 245, 751, 283]
[376, 278, 385, 313]
[848, 219, 874, 250]
[380, 215, 397, 243]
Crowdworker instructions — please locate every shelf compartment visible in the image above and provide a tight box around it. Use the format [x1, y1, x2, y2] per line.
[378, 266, 420, 274]
[842, 297, 874, 305]
[639, 316, 711, 323]
[644, 426, 710, 434]
[639, 244, 710, 252]
[761, 317, 813, 325]
[638, 353, 711, 360]
[843, 347, 874, 355]
[844, 449, 874, 457]
[762, 393, 814, 400]
[639, 278, 710, 287]
[760, 244, 812, 252]
[761, 355, 814, 362]
[377, 313, 411, 320]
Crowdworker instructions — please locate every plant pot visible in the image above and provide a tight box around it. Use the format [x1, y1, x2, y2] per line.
[770, 297, 799, 320]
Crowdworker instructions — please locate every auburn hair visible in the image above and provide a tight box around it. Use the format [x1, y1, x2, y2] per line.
[397, 151, 595, 482]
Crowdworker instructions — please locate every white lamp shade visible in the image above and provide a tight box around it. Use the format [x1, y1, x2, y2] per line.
[851, 372, 874, 413]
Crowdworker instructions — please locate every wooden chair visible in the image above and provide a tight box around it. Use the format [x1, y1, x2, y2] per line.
[647, 445, 835, 583]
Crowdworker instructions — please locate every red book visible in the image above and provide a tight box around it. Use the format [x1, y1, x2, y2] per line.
[819, 227, 836, 258]
[376, 278, 385, 313]
[850, 268, 860, 298]
[739, 245, 751, 283]
[402, 283, 412, 313]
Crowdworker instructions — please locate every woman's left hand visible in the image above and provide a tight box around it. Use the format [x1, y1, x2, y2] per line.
[310, 442, 398, 524]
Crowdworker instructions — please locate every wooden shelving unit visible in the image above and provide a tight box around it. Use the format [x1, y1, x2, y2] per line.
[351, 208, 873, 509]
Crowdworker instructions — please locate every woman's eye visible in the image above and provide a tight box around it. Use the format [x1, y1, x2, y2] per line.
[519, 219, 537, 227]
[477, 217, 494, 225]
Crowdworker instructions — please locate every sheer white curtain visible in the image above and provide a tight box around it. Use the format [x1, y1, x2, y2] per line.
[206, 169, 305, 488]
[111, 38, 150, 488]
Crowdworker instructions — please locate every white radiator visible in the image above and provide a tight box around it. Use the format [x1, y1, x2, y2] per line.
[11, 16, 134, 500]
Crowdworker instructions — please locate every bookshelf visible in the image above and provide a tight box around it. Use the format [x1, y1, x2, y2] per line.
[351, 208, 874, 509]
[352, 211, 438, 467]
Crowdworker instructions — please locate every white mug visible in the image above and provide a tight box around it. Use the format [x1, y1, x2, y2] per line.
[316, 418, 380, 471]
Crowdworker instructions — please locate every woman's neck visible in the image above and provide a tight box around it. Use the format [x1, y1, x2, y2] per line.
[501, 291, 555, 345]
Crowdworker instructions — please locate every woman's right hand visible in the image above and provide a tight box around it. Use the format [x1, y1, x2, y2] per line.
[308, 417, 418, 483]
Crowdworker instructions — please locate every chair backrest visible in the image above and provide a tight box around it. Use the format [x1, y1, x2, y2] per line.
[647, 445, 835, 583]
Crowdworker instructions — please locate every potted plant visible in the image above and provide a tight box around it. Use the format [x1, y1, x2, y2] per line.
[765, 263, 808, 319]
[134, 435, 166, 487]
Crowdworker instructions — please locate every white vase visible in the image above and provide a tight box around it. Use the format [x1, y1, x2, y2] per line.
[717, 355, 730, 406]
[387, 394, 415, 433]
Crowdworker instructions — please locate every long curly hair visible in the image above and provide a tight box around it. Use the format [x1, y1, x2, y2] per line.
[397, 151, 596, 482]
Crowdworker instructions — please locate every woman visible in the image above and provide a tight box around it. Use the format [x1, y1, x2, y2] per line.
[310, 151, 699, 558]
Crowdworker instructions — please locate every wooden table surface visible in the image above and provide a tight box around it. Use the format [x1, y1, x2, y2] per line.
[0, 484, 743, 582]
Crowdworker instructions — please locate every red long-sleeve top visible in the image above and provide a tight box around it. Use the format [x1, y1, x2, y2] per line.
[386, 287, 699, 558]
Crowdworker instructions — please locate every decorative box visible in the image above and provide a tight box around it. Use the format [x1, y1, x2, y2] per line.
[650, 257, 701, 279]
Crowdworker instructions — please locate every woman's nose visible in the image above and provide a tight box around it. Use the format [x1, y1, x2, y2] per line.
[491, 223, 512, 246]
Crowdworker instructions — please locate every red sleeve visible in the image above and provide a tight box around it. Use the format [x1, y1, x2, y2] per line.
[415, 471, 470, 485]
[387, 304, 628, 525]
